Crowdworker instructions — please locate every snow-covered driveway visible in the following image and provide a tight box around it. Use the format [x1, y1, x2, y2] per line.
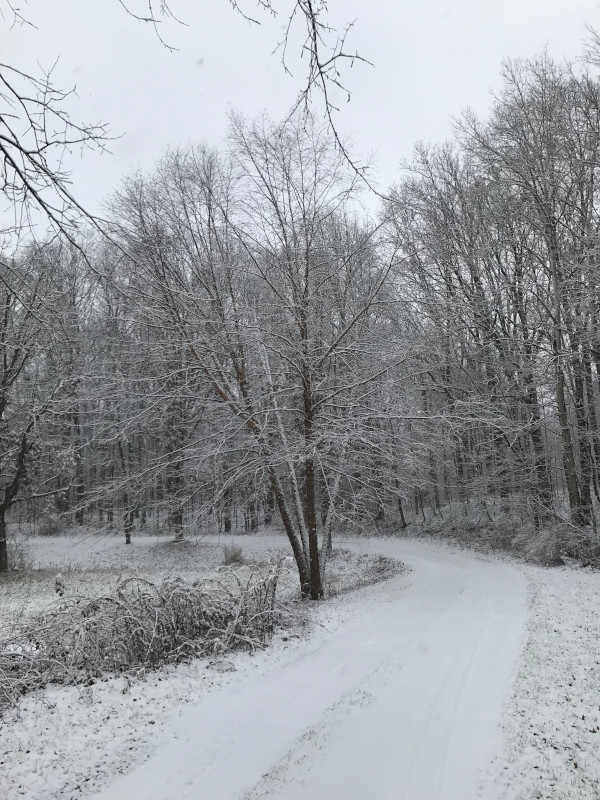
[96, 539, 527, 800]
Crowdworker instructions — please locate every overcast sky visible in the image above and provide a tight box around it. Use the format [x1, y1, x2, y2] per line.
[4, 0, 600, 218]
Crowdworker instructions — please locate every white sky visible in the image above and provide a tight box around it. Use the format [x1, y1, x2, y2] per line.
[3, 0, 600, 218]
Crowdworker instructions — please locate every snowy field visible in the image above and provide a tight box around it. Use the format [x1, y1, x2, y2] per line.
[1, 534, 600, 799]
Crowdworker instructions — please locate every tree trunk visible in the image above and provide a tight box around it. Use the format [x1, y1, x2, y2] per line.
[524, 381, 553, 513]
[269, 470, 311, 598]
[305, 455, 323, 599]
[72, 408, 85, 525]
[169, 509, 184, 541]
[395, 480, 407, 529]
[0, 511, 8, 572]
[571, 345, 593, 525]
[583, 348, 600, 505]
[548, 227, 583, 525]
[123, 492, 132, 544]
[166, 459, 185, 540]
[264, 487, 274, 526]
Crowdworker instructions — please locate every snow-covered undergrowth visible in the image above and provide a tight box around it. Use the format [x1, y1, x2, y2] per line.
[0, 532, 402, 638]
[405, 498, 600, 567]
[0, 568, 286, 715]
[0, 636, 299, 800]
[0, 532, 403, 800]
[0, 535, 225, 639]
[491, 564, 600, 799]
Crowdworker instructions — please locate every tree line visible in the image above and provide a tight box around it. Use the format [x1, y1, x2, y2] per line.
[3, 52, 600, 593]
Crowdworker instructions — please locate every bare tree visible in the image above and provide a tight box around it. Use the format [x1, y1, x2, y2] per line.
[111, 114, 399, 597]
[0, 245, 75, 570]
[0, 61, 109, 244]
[386, 53, 600, 538]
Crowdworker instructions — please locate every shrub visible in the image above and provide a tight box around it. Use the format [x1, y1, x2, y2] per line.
[0, 565, 288, 715]
[512, 527, 564, 566]
[222, 544, 245, 566]
[37, 514, 65, 537]
[6, 538, 32, 571]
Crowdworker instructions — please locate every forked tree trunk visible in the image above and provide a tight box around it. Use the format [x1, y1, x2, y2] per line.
[268, 470, 311, 597]
[302, 359, 324, 599]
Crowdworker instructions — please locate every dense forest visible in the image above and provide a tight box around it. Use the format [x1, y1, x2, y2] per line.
[3, 52, 600, 594]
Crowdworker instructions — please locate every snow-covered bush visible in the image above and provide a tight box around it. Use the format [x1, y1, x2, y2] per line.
[6, 537, 32, 571]
[324, 550, 403, 596]
[37, 513, 66, 537]
[0, 563, 292, 715]
[222, 544, 245, 566]
[511, 527, 564, 566]
[407, 498, 600, 568]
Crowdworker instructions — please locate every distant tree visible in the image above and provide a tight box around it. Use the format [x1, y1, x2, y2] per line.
[459, 55, 600, 526]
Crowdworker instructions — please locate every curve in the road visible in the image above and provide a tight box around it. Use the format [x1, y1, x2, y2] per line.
[95, 538, 527, 800]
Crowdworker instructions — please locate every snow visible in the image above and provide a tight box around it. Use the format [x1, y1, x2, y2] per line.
[89, 539, 526, 800]
[490, 564, 600, 799]
[3, 535, 600, 799]
[0, 533, 400, 800]
[0, 535, 226, 639]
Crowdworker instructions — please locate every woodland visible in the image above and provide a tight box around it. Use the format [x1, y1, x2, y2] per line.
[4, 36, 600, 596]
[4, 8, 600, 799]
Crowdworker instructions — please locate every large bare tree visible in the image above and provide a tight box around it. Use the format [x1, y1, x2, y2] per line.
[111, 114, 399, 597]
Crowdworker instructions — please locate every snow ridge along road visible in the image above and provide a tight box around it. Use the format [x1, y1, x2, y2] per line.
[96, 539, 527, 800]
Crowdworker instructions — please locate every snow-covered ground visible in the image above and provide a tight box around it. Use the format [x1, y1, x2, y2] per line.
[2, 535, 600, 799]
[490, 564, 600, 799]
[0, 531, 401, 800]
[0, 532, 398, 638]
[0, 534, 225, 639]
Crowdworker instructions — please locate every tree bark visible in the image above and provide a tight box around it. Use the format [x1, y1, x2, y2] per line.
[548, 229, 584, 525]
[0, 512, 8, 572]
